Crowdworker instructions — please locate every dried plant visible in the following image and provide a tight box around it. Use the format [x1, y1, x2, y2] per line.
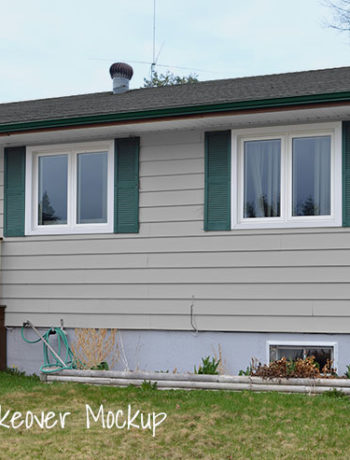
[212, 344, 227, 375]
[71, 328, 119, 370]
[251, 356, 337, 379]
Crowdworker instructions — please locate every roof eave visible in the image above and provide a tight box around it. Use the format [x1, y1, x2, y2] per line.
[1, 91, 350, 135]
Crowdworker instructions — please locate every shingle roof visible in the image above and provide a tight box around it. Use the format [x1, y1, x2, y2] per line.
[1, 66, 350, 125]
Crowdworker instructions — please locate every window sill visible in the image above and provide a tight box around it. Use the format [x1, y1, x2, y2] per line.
[26, 224, 113, 236]
[232, 217, 341, 230]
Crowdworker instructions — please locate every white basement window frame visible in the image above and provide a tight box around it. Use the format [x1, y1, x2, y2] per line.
[25, 141, 114, 235]
[266, 340, 338, 371]
[231, 122, 342, 229]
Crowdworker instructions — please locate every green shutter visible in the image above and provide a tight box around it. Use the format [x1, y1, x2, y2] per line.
[343, 121, 350, 226]
[4, 146, 26, 237]
[114, 137, 139, 233]
[204, 131, 231, 231]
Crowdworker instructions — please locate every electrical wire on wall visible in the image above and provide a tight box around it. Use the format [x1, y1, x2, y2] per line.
[190, 295, 199, 336]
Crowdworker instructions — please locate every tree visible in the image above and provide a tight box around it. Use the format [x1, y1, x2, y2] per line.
[324, 0, 350, 31]
[143, 70, 199, 88]
[39, 190, 59, 224]
[301, 196, 319, 216]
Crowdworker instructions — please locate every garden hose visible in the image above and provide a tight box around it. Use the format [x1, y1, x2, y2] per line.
[21, 323, 75, 374]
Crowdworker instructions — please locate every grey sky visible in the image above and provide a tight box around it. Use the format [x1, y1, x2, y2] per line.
[0, 0, 349, 103]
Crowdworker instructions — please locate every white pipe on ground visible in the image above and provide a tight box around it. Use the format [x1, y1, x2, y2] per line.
[44, 373, 350, 394]
[49, 370, 350, 388]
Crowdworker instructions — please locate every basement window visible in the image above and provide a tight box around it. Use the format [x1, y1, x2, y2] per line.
[269, 344, 334, 370]
[25, 141, 114, 235]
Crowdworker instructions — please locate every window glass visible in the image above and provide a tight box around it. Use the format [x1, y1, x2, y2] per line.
[292, 136, 331, 216]
[77, 152, 108, 224]
[306, 348, 332, 370]
[38, 155, 68, 225]
[270, 345, 333, 370]
[243, 139, 281, 218]
[274, 347, 303, 362]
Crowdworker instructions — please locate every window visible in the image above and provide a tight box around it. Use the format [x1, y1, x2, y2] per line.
[243, 139, 281, 218]
[231, 122, 342, 229]
[25, 141, 114, 234]
[268, 342, 336, 371]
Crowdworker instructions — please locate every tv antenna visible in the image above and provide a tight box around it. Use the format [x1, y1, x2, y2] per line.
[149, 1, 166, 81]
[89, 0, 222, 80]
[151, 0, 157, 81]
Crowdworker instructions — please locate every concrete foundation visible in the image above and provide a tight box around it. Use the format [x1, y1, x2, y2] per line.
[6, 326, 350, 376]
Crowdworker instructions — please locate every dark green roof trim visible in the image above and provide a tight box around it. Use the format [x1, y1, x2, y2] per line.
[1, 90, 350, 134]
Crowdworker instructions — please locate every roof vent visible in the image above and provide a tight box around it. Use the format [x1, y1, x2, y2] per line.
[109, 62, 133, 94]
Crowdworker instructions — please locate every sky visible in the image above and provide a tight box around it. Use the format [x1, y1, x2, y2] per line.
[0, 0, 349, 103]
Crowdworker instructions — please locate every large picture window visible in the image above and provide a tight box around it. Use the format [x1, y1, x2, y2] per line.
[26, 141, 114, 235]
[233, 123, 341, 229]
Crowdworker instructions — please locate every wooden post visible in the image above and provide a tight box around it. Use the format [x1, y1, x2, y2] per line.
[0, 306, 6, 371]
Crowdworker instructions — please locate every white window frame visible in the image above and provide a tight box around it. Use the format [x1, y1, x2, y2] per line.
[231, 122, 342, 229]
[25, 140, 114, 235]
[266, 340, 338, 370]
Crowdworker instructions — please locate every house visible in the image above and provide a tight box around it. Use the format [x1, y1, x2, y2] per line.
[1, 64, 350, 375]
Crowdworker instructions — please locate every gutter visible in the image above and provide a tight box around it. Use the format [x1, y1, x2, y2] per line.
[1, 91, 350, 135]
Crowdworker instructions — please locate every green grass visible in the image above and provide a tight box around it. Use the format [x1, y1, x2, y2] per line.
[1, 371, 350, 459]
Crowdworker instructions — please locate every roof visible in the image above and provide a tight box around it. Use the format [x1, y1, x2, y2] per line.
[1, 66, 350, 132]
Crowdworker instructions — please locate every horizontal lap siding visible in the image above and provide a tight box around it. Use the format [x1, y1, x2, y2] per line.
[5, 266, 350, 284]
[2, 131, 350, 332]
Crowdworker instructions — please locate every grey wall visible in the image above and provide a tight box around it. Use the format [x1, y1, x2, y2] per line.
[7, 327, 350, 377]
[1, 128, 350, 333]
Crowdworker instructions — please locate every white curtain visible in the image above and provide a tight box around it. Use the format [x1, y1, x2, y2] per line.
[292, 136, 330, 216]
[244, 139, 281, 218]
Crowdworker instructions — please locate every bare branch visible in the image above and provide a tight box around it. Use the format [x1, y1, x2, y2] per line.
[323, 0, 350, 31]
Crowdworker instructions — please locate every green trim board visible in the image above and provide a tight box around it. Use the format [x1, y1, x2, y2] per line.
[4, 146, 26, 237]
[343, 121, 350, 226]
[1, 91, 350, 134]
[204, 131, 231, 231]
[114, 137, 139, 233]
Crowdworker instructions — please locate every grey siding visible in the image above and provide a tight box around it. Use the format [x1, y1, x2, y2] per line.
[2, 131, 350, 332]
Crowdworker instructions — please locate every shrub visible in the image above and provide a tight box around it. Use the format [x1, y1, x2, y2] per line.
[323, 389, 347, 398]
[345, 365, 350, 379]
[91, 361, 109, 371]
[71, 328, 118, 370]
[238, 366, 252, 376]
[5, 366, 26, 377]
[194, 356, 220, 375]
[250, 356, 337, 379]
[141, 380, 158, 391]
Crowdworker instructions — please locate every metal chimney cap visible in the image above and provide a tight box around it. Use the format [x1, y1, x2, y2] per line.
[109, 62, 134, 80]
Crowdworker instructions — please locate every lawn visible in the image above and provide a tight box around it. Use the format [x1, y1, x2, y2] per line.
[1, 371, 350, 459]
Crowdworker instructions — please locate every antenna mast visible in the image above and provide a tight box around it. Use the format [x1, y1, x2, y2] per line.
[151, 0, 156, 82]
